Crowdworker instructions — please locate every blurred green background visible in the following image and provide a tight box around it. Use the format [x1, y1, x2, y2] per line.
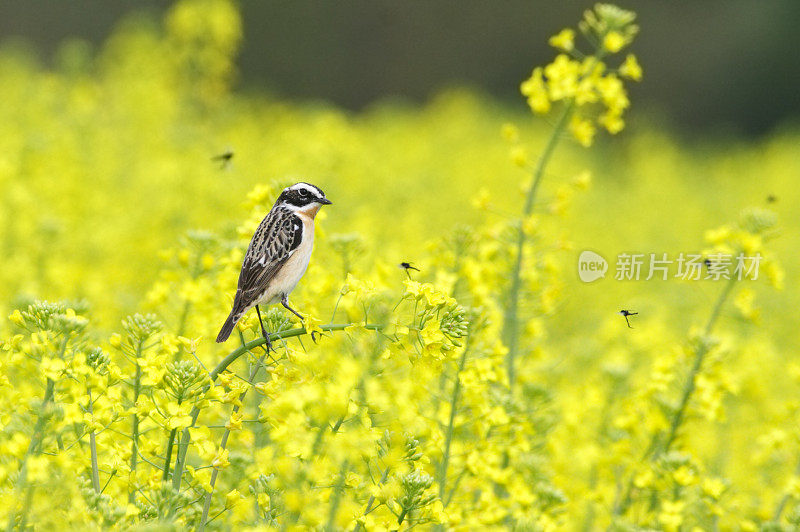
[2, 0, 799, 136]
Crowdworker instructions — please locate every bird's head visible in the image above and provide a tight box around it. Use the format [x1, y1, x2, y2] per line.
[278, 182, 332, 218]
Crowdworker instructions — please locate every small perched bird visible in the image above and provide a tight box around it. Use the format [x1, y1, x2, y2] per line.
[216, 182, 332, 345]
[618, 309, 638, 328]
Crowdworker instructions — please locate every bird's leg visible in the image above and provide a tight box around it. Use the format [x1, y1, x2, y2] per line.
[255, 305, 273, 352]
[281, 295, 304, 321]
[282, 295, 318, 342]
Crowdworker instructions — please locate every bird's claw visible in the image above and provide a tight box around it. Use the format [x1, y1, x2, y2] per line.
[261, 335, 273, 353]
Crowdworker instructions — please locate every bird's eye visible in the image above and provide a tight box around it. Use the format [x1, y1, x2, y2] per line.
[298, 189, 309, 197]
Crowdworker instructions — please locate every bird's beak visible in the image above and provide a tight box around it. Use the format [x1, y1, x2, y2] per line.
[319, 198, 332, 205]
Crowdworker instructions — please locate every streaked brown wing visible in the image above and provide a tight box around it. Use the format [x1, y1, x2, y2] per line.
[235, 207, 303, 306]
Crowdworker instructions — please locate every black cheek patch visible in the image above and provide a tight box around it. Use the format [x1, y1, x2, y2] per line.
[286, 190, 312, 207]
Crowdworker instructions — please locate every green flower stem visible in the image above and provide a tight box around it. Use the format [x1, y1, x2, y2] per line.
[161, 407, 181, 481]
[444, 468, 468, 508]
[284, 415, 347, 527]
[89, 431, 100, 492]
[128, 340, 143, 504]
[6, 377, 56, 532]
[353, 466, 390, 532]
[326, 459, 350, 531]
[662, 276, 736, 454]
[582, 382, 621, 531]
[774, 458, 800, 521]
[198, 353, 266, 532]
[397, 508, 408, 526]
[615, 276, 737, 516]
[171, 323, 383, 492]
[438, 345, 470, 500]
[8, 336, 67, 531]
[177, 300, 192, 339]
[503, 101, 574, 385]
[88, 390, 101, 493]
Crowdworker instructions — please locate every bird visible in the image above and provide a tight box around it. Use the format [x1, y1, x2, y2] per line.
[618, 309, 638, 328]
[216, 182, 332, 346]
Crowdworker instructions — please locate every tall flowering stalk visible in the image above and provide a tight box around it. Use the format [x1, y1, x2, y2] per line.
[198, 352, 265, 531]
[503, 3, 641, 383]
[611, 207, 783, 526]
[4, 302, 88, 530]
[113, 314, 162, 503]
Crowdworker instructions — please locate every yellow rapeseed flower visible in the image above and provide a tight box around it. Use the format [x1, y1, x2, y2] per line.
[548, 29, 575, 51]
[603, 31, 626, 53]
[520, 67, 551, 114]
[658, 500, 686, 531]
[511, 146, 529, 168]
[9, 310, 24, 327]
[620, 54, 642, 81]
[544, 54, 580, 101]
[225, 488, 242, 508]
[212, 448, 230, 469]
[569, 115, 596, 147]
[501, 123, 519, 142]
[225, 410, 244, 431]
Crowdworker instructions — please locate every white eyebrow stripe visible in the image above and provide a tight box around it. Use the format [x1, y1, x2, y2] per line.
[287, 182, 323, 196]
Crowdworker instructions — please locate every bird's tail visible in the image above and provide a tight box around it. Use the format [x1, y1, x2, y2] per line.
[216, 310, 242, 343]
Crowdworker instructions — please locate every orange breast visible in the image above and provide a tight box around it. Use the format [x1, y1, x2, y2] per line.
[297, 204, 322, 218]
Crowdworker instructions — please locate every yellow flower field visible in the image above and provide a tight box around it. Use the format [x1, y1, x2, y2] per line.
[1, 1, 798, 530]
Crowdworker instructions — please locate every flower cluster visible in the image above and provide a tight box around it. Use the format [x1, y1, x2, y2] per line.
[521, 3, 641, 146]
